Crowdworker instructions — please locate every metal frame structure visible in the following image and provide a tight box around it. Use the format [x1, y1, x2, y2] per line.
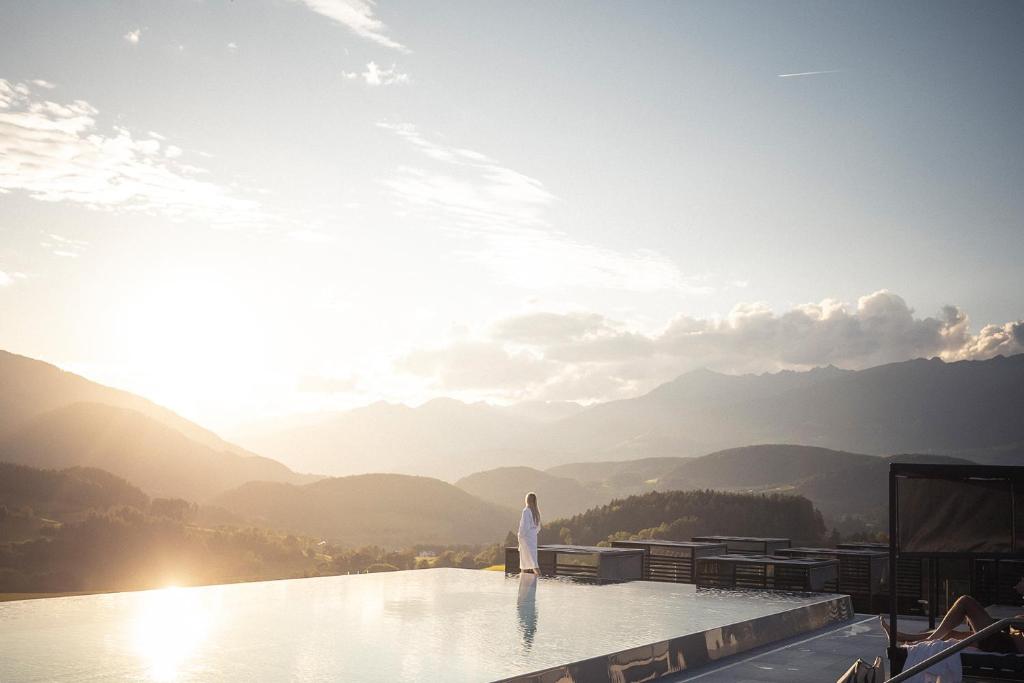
[887, 463, 1024, 676]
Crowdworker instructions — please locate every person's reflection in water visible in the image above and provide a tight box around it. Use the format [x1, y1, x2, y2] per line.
[517, 571, 538, 649]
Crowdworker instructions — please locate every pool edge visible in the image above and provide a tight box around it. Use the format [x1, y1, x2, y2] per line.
[494, 591, 854, 683]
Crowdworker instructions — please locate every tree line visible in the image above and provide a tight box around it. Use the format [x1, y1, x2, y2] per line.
[537, 489, 828, 547]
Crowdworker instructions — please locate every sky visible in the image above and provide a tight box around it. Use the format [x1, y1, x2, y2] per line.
[1, 1, 1022, 432]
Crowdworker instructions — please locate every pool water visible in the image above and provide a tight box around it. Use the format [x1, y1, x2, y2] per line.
[0, 568, 842, 682]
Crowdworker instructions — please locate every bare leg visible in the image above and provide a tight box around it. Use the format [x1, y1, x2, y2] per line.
[930, 596, 996, 641]
[881, 596, 996, 643]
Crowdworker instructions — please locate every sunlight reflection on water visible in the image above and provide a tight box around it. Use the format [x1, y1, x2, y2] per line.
[132, 586, 214, 681]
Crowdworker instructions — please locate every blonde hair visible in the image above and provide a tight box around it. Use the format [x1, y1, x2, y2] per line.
[526, 492, 540, 526]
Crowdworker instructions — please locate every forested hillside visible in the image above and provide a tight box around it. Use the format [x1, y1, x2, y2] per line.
[0, 462, 149, 517]
[538, 490, 827, 547]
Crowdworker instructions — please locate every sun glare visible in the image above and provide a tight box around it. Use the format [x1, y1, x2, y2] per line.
[132, 586, 214, 681]
[110, 267, 273, 420]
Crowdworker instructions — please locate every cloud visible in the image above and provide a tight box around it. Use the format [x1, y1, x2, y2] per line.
[227, 42, 238, 52]
[655, 291, 975, 369]
[124, 29, 141, 45]
[40, 233, 89, 259]
[378, 122, 697, 292]
[949, 321, 1024, 360]
[493, 312, 613, 345]
[344, 61, 410, 86]
[0, 270, 12, 287]
[396, 290, 1024, 401]
[397, 341, 552, 391]
[777, 69, 842, 78]
[0, 79, 262, 226]
[291, 0, 408, 52]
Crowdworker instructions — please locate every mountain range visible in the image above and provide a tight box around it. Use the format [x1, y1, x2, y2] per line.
[236, 354, 1024, 480]
[3, 348, 1023, 549]
[457, 445, 977, 526]
[0, 350, 518, 546]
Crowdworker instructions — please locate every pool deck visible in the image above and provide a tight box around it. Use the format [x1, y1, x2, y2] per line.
[664, 614, 930, 682]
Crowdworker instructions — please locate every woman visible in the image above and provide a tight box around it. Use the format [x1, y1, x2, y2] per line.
[880, 582, 1024, 654]
[518, 492, 541, 574]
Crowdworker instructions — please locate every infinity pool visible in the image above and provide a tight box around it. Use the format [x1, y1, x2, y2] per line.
[0, 568, 850, 682]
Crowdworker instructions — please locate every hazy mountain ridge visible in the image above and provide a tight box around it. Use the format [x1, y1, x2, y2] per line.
[455, 466, 606, 521]
[0, 351, 246, 455]
[0, 402, 315, 501]
[213, 473, 516, 547]
[462, 444, 1000, 524]
[238, 354, 1024, 479]
[549, 355, 1024, 458]
[0, 351, 320, 503]
[234, 398, 573, 480]
[658, 444, 879, 490]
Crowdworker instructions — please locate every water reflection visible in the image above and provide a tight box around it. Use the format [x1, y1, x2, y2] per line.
[516, 572, 538, 649]
[132, 587, 211, 681]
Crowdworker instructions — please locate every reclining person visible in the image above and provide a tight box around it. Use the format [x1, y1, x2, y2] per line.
[881, 579, 1024, 654]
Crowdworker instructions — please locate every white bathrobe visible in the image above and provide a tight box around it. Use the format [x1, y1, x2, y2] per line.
[900, 639, 965, 683]
[518, 507, 540, 570]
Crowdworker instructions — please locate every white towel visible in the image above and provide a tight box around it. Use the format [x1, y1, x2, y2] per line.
[900, 640, 964, 683]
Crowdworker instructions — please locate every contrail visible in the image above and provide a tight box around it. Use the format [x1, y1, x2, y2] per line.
[777, 69, 842, 78]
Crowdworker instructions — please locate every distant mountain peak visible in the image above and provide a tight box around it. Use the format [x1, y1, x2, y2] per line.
[419, 397, 466, 408]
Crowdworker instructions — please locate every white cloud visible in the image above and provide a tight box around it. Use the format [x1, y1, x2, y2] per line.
[378, 122, 695, 292]
[227, 42, 238, 52]
[493, 312, 613, 345]
[0, 270, 12, 287]
[0, 79, 263, 226]
[343, 62, 410, 86]
[397, 290, 1024, 401]
[30, 79, 55, 89]
[948, 320, 1024, 360]
[360, 61, 409, 86]
[41, 232, 89, 259]
[124, 29, 141, 45]
[291, 0, 408, 52]
[398, 341, 552, 391]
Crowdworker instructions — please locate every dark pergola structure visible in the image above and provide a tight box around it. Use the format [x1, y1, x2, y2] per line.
[888, 463, 1024, 675]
